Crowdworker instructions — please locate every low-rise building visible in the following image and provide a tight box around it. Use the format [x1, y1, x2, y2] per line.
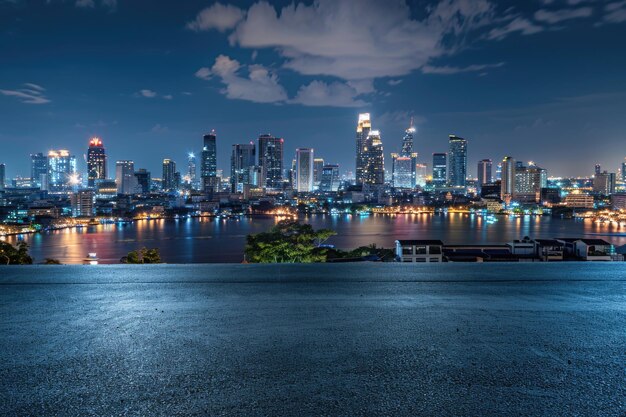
[395, 240, 444, 262]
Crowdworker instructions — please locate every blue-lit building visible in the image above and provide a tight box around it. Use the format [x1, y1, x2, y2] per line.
[448, 135, 467, 188]
[392, 121, 418, 189]
[230, 142, 256, 193]
[432, 153, 447, 187]
[320, 164, 340, 192]
[201, 131, 218, 193]
[47, 150, 77, 193]
[258, 134, 284, 189]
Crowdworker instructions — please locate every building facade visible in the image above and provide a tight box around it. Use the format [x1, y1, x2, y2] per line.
[115, 160, 136, 195]
[162, 159, 177, 192]
[201, 131, 218, 193]
[258, 134, 284, 189]
[71, 189, 95, 217]
[31, 152, 48, 189]
[362, 130, 385, 186]
[432, 153, 447, 187]
[448, 135, 467, 188]
[500, 156, 516, 201]
[134, 169, 151, 194]
[355, 113, 371, 185]
[87, 137, 107, 187]
[593, 171, 616, 195]
[313, 158, 324, 189]
[320, 164, 340, 192]
[295, 148, 314, 193]
[48, 150, 77, 193]
[0, 163, 5, 191]
[477, 159, 492, 190]
[230, 143, 256, 193]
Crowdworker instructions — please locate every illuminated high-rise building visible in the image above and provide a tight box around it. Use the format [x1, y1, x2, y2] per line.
[515, 162, 547, 201]
[432, 153, 447, 187]
[313, 158, 324, 189]
[355, 113, 371, 185]
[0, 163, 5, 191]
[187, 153, 197, 188]
[258, 134, 284, 188]
[320, 164, 340, 192]
[621, 159, 626, 182]
[31, 152, 48, 188]
[501, 156, 516, 201]
[595, 164, 601, 176]
[230, 142, 256, 193]
[115, 160, 136, 195]
[296, 148, 314, 193]
[87, 137, 107, 187]
[47, 150, 77, 192]
[71, 189, 95, 217]
[134, 169, 151, 194]
[162, 159, 177, 192]
[448, 135, 467, 188]
[593, 171, 616, 195]
[392, 120, 418, 189]
[415, 163, 427, 187]
[477, 159, 492, 190]
[201, 131, 218, 193]
[362, 130, 385, 185]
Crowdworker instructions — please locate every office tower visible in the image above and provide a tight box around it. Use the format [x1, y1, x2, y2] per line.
[0, 163, 5, 191]
[48, 150, 77, 192]
[134, 169, 151, 194]
[432, 153, 447, 187]
[515, 162, 547, 201]
[258, 134, 284, 188]
[391, 154, 413, 189]
[401, 118, 416, 155]
[162, 159, 177, 192]
[593, 171, 616, 195]
[87, 137, 107, 187]
[201, 131, 218, 193]
[362, 130, 385, 185]
[115, 160, 136, 194]
[187, 153, 197, 188]
[477, 159, 492, 190]
[355, 113, 371, 185]
[448, 135, 467, 187]
[313, 158, 324, 188]
[495, 163, 502, 181]
[500, 156, 516, 201]
[289, 158, 297, 189]
[31, 152, 48, 188]
[71, 189, 95, 217]
[320, 164, 340, 192]
[594, 164, 601, 176]
[622, 159, 626, 183]
[415, 163, 427, 187]
[295, 148, 314, 192]
[230, 142, 256, 193]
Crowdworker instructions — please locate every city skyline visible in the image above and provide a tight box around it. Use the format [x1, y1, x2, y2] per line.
[1, 0, 626, 179]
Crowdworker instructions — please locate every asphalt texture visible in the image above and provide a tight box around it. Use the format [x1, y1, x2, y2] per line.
[1, 263, 625, 416]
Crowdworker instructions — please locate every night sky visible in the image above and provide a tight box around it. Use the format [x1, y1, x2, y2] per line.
[1, 0, 626, 180]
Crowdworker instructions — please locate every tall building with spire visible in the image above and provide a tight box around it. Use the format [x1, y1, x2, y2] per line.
[355, 113, 371, 185]
[87, 137, 107, 187]
[201, 131, 218, 193]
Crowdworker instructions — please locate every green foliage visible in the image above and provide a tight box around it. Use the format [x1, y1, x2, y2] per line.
[245, 220, 336, 263]
[0, 241, 33, 265]
[121, 247, 162, 264]
[44, 258, 62, 265]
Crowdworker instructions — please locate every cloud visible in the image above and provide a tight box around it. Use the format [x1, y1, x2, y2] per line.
[422, 62, 504, 74]
[204, 54, 288, 103]
[186, 2, 245, 32]
[534, 7, 593, 24]
[291, 81, 367, 107]
[163, 94, 173, 100]
[0, 83, 50, 104]
[75, 0, 95, 7]
[603, 1, 626, 23]
[151, 124, 169, 133]
[388, 79, 403, 86]
[137, 89, 157, 98]
[487, 17, 544, 40]
[194, 67, 212, 80]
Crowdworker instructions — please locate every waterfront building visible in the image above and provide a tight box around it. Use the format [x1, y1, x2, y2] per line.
[31, 152, 48, 189]
[540, 187, 561, 205]
[295, 148, 314, 193]
[355, 113, 371, 185]
[395, 240, 444, 263]
[362, 130, 385, 185]
[86, 137, 107, 187]
[611, 193, 626, 210]
[432, 153, 447, 187]
[187, 153, 197, 188]
[258, 134, 284, 189]
[96, 180, 117, 199]
[593, 171, 616, 195]
[415, 163, 427, 187]
[134, 169, 151, 194]
[0, 163, 4, 191]
[313, 158, 324, 189]
[47, 150, 77, 192]
[162, 159, 177, 192]
[320, 164, 340, 192]
[448, 135, 467, 188]
[115, 160, 136, 195]
[71, 189, 95, 217]
[477, 159, 492, 191]
[391, 154, 414, 189]
[201, 131, 218, 193]
[230, 142, 256, 193]
[564, 192, 594, 208]
[500, 156, 516, 201]
[515, 162, 547, 202]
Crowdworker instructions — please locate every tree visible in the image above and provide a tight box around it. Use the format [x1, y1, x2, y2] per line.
[121, 247, 162, 264]
[44, 258, 62, 265]
[244, 220, 336, 263]
[0, 241, 33, 265]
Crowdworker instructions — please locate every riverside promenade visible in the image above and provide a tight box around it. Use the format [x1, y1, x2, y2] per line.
[1, 263, 625, 416]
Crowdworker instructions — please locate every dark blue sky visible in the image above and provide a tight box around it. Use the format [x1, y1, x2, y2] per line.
[1, 0, 625, 180]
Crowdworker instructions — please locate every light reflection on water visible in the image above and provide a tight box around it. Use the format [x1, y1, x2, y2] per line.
[5, 214, 626, 264]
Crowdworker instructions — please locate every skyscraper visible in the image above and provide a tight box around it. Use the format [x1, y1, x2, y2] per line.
[448, 135, 467, 188]
[622, 158, 626, 183]
[392, 120, 418, 189]
[162, 159, 177, 192]
[201, 131, 218, 193]
[134, 169, 151, 194]
[593, 171, 616, 195]
[320, 164, 340, 192]
[115, 160, 136, 194]
[187, 153, 197, 188]
[258, 134, 284, 188]
[0, 163, 5, 191]
[477, 159, 492, 190]
[595, 164, 602, 176]
[415, 163, 427, 187]
[313, 158, 324, 189]
[362, 130, 385, 185]
[515, 162, 547, 201]
[71, 189, 95, 217]
[31, 152, 48, 188]
[87, 137, 107, 187]
[295, 148, 314, 193]
[355, 113, 371, 185]
[48, 150, 77, 192]
[230, 142, 256, 193]
[432, 153, 447, 187]
[501, 156, 516, 201]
